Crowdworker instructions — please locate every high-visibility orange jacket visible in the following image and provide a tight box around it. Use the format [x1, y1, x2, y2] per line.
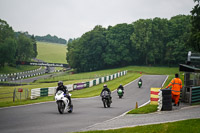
[166, 78, 182, 95]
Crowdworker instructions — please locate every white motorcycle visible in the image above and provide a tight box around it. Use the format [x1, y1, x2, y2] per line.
[55, 90, 73, 114]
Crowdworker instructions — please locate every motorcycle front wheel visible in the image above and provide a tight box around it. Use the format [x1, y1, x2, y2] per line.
[58, 101, 65, 114]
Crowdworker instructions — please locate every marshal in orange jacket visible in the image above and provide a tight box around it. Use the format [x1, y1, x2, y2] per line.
[166, 78, 182, 95]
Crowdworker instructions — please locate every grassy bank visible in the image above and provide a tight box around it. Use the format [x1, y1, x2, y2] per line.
[127, 104, 158, 114]
[0, 65, 39, 74]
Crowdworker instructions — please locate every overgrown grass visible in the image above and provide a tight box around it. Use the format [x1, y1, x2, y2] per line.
[127, 104, 158, 114]
[75, 119, 200, 133]
[36, 42, 67, 64]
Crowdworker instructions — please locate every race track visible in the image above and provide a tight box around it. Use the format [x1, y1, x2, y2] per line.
[0, 75, 167, 133]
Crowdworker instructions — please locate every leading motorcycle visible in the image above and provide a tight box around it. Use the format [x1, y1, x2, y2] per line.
[101, 91, 111, 108]
[55, 90, 73, 114]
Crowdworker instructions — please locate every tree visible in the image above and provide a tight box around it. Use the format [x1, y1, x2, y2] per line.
[130, 19, 153, 65]
[188, 0, 200, 52]
[31, 35, 38, 58]
[0, 19, 16, 67]
[104, 23, 134, 67]
[165, 15, 192, 66]
[35, 34, 67, 44]
[67, 25, 108, 72]
[16, 34, 34, 61]
[151, 18, 169, 65]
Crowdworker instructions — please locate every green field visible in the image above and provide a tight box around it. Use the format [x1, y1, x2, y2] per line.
[36, 42, 67, 64]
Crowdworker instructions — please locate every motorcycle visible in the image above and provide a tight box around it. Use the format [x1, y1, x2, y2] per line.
[138, 80, 142, 88]
[55, 90, 73, 114]
[117, 88, 123, 98]
[101, 91, 111, 108]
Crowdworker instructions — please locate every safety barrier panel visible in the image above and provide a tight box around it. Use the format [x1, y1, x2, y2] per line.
[40, 88, 48, 97]
[150, 88, 161, 105]
[190, 86, 200, 104]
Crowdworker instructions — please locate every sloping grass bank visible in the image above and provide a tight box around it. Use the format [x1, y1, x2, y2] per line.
[0, 65, 39, 74]
[37, 42, 67, 64]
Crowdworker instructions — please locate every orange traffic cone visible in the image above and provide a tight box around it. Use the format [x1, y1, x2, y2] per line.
[135, 102, 138, 109]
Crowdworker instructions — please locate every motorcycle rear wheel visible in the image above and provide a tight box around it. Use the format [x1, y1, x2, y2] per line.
[68, 104, 73, 113]
[107, 100, 111, 107]
[103, 99, 107, 108]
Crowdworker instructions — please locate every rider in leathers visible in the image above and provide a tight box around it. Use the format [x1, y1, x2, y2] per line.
[100, 84, 112, 102]
[117, 84, 124, 94]
[56, 81, 72, 106]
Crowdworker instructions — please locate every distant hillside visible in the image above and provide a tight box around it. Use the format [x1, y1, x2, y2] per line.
[35, 34, 67, 44]
[36, 42, 67, 64]
[15, 32, 67, 44]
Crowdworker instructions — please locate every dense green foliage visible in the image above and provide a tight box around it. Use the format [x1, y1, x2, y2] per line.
[188, 0, 200, 52]
[35, 34, 67, 44]
[67, 15, 193, 72]
[0, 19, 37, 67]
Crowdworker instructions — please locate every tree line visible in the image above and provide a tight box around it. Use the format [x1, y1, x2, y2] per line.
[67, 14, 198, 72]
[35, 34, 67, 44]
[0, 19, 37, 67]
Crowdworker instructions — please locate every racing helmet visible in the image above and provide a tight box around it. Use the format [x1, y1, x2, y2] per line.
[58, 81, 63, 86]
[103, 84, 107, 88]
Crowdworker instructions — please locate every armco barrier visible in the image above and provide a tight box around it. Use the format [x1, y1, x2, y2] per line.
[99, 78, 102, 84]
[30, 70, 128, 99]
[85, 82, 90, 88]
[31, 88, 40, 99]
[31, 84, 73, 99]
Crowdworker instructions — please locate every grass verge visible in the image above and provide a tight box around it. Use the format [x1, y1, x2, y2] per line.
[127, 104, 158, 114]
[74, 118, 200, 133]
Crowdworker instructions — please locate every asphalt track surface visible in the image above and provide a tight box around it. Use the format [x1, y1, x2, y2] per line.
[0, 75, 167, 133]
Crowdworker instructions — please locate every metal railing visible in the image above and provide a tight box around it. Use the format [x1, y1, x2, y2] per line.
[0, 88, 29, 102]
[0, 92, 15, 102]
